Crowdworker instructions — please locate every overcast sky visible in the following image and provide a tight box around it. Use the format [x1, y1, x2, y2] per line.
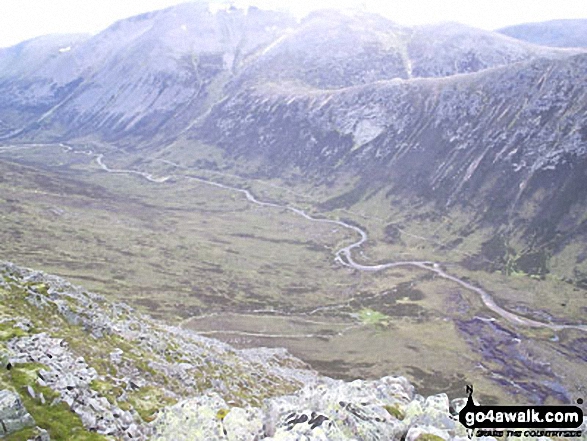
[1, 0, 586, 48]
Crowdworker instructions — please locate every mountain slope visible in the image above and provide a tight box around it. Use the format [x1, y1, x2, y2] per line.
[196, 53, 587, 279]
[233, 13, 578, 89]
[0, 261, 314, 439]
[0, 261, 495, 440]
[406, 22, 577, 77]
[232, 10, 413, 89]
[1, 4, 586, 281]
[498, 19, 587, 48]
[0, 34, 89, 79]
[0, 4, 296, 144]
[0, 5, 580, 146]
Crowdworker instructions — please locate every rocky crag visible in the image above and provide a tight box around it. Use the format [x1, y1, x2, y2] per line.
[4, 261, 585, 440]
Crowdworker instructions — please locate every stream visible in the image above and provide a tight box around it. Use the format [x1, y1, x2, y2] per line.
[88, 150, 587, 333]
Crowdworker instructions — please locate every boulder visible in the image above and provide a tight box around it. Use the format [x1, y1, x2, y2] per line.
[151, 394, 229, 440]
[0, 349, 12, 371]
[0, 389, 35, 436]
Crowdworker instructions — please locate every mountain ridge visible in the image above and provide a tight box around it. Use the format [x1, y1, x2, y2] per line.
[1, 2, 586, 297]
[498, 19, 587, 48]
[0, 4, 582, 145]
[1, 7, 587, 438]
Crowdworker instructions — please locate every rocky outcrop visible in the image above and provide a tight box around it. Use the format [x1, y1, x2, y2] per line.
[7, 332, 146, 439]
[151, 377, 472, 440]
[1, 263, 586, 440]
[152, 378, 587, 440]
[0, 261, 319, 439]
[0, 389, 35, 437]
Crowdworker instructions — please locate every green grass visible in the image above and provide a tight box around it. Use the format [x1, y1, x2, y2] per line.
[357, 308, 390, 327]
[0, 363, 106, 441]
[0, 144, 585, 406]
[126, 385, 177, 422]
[4, 427, 38, 441]
[0, 274, 305, 412]
[415, 435, 445, 441]
[383, 403, 405, 420]
[0, 321, 29, 341]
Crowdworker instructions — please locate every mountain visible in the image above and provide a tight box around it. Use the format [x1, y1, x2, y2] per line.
[405, 22, 574, 77]
[2, 5, 587, 430]
[0, 3, 296, 144]
[0, 33, 89, 137]
[498, 19, 587, 48]
[233, 14, 576, 89]
[0, 2, 585, 291]
[0, 34, 89, 78]
[0, 6, 579, 146]
[0, 261, 487, 440]
[196, 52, 587, 280]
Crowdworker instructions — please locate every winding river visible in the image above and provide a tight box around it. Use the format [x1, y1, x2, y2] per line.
[1, 141, 579, 333]
[81, 150, 587, 333]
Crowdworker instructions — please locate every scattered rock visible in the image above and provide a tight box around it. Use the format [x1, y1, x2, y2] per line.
[1, 261, 572, 441]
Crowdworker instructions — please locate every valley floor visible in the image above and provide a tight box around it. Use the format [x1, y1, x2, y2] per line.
[1, 143, 586, 408]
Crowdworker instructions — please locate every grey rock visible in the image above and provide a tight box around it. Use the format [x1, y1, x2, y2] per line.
[1, 261, 531, 441]
[0, 348, 12, 370]
[29, 427, 51, 441]
[151, 376, 445, 440]
[151, 394, 228, 440]
[450, 398, 467, 415]
[81, 411, 97, 428]
[14, 320, 32, 332]
[0, 389, 35, 436]
[110, 348, 124, 364]
[126, 423, 140, 439]
[222, 407, 265, 441]
[405, 425, 450, 441]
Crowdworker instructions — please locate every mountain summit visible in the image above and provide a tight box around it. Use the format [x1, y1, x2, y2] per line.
[0, 4, 580, 145]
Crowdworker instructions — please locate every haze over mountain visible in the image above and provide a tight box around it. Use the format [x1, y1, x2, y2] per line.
[1, 3, 585, 284]
[1, 5, 587, 437]
[0, 5, 579, 144]
[499, 19, 587, 48]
